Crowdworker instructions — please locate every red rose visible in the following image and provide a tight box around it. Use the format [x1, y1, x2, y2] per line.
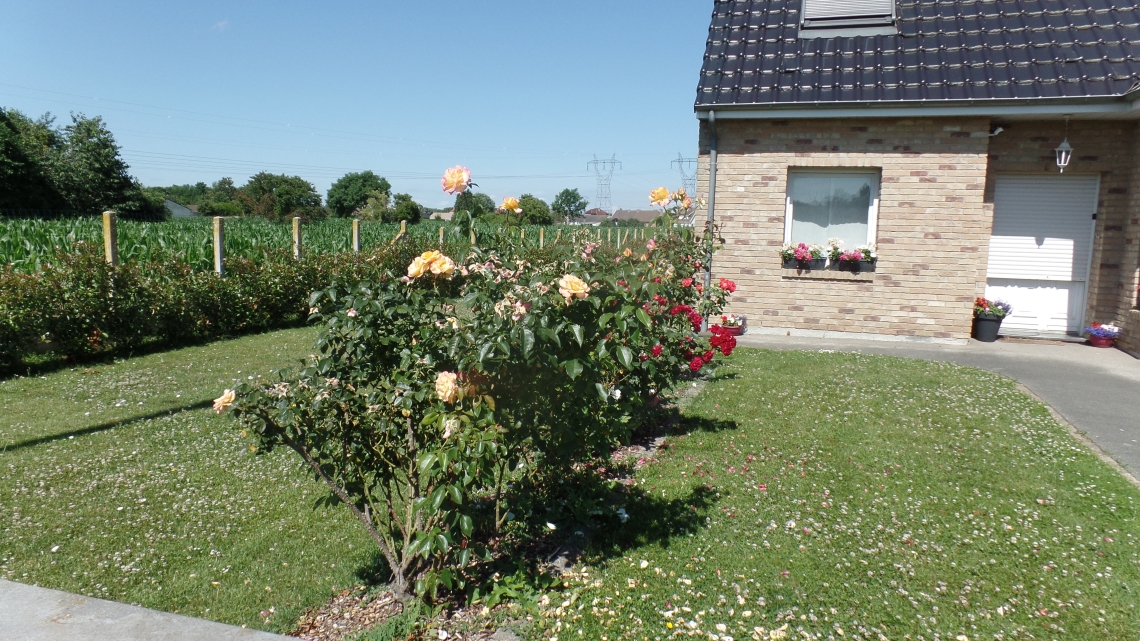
[719, 278, 736, 293]
[651, 344, 663, 358]
[681, 277, 693, 287]
[703, 350, 715, 363]
[689, 357, 703, 372]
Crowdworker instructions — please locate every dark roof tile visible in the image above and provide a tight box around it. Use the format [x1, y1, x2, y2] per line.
[696, 0, 1140, 106]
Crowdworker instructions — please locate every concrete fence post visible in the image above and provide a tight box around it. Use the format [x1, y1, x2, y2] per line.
[470, 228, 476, 245]
[439, 225, 444, 247]
[102, 211, 118, 266]
[352, 219, 361, 252]
[539, 227, 545, 249]
[213, 216, 225, 276]
[292, 217, 302, 260]
[555, 229, 562, 243]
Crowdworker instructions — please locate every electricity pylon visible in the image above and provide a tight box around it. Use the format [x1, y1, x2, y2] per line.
[588, 154, 621, 214]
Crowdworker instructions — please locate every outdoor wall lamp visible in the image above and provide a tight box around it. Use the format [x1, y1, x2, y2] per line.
[1056, 116, 1073, 173]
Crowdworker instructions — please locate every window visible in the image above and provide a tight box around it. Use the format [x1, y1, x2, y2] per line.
[784, 171, 880, 248]
[801, 0, 894, 28]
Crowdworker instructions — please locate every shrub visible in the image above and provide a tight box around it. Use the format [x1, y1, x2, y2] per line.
[227, 230, 736, 601]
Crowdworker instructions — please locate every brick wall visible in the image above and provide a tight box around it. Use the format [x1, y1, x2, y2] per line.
[697, 117, 992, 341]
[1117, 127, 1140, 352]
[985, 120, 1137, 343]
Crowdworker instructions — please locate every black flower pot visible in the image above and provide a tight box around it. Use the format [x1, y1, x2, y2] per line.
[783, 258, 826, 270]
[972, 314, 1002, 342]
[835, 260, 876, 273]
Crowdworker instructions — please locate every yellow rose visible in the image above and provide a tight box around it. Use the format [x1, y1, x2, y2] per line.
[213, 389, 236, 414]
[407, 256, 429, 278]
[649, 187, 670, 207]
[441, 166, 471, 195]
[623, 247, 633, 257]
[557, 274, 590, 302]
[430, 255, 456, 277]
[435, 371, 460, 404]
[499, 196, 522, 214]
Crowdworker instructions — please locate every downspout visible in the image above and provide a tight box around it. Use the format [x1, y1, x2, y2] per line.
[703, 110, 718, 291]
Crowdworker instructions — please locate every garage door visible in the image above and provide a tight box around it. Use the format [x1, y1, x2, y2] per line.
[985, 175, 1099, 337]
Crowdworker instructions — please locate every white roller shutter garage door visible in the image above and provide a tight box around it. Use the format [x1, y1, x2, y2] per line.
[985, 175, 1099, 337]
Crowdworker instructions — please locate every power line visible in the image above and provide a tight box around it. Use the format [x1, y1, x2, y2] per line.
[672, 153, 698, 196]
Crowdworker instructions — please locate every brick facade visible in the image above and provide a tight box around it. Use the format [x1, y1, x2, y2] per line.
[698, 117, 1140, 347]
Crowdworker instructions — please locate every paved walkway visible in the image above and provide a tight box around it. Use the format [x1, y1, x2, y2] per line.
[737, 334, 1140, 480]
[0, 579, 287, 640]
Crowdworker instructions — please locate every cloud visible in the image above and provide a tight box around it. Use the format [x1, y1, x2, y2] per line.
[212, 20, 229, 32]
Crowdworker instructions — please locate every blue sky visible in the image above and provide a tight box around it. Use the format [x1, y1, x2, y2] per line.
[0, 1, 711, 210]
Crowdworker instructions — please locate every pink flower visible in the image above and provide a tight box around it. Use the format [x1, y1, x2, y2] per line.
[441, 166, 471, 194]
[646, 239, 657, 251]
[346, 308, 357, 317]
[681, 277, 693, 287]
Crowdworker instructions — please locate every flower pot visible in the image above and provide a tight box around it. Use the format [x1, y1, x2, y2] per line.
[834, 260, 876, 273]
[972, 314, 1002, 342]
[713, 324, 745, 336]
[1088, 336, 1116, 348]
[782, 258, 825, 270]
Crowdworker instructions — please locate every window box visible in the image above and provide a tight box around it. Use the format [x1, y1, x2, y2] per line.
[832, 260, 876, 273]
[782, 258, 827, 270]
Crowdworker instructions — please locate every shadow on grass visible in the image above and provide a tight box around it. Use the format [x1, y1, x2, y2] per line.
[0, 400, 213, 453]
[583, 484, 720, 561]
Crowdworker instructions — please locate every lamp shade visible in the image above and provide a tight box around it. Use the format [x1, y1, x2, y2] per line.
[1055, 139, 1073, 173]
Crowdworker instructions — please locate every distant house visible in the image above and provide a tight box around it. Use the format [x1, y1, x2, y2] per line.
[583, 208, 609, 217]
[164, 199, 197, 218]
[569, 214, 612, 226]
[612, 209, 660, 225]
[430, 210, 455, 221]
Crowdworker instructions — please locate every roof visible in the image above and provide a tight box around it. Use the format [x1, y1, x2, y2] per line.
[613, 209, 661, 223]
[569, 214, 612, 226]
[696, 0, 1140, 109]
[584, 208, 609, 217]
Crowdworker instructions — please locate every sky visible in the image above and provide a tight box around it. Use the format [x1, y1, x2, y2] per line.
[0, 1, 712, 211]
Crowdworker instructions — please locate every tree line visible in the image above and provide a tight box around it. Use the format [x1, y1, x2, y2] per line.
[2, 106, 593, 224]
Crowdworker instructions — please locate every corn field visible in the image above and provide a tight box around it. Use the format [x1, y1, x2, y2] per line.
[0, 217, 658, 273]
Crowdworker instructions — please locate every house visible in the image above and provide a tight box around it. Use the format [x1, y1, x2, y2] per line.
[569, 213, 613, 226]
[612, 209, 661, 225]
[164, 199, 197, 218]
[696, 0, 1140, 352]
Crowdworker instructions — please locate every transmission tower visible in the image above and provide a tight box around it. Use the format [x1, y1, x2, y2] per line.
[588, 154, 621, 214]
[672, 153, 698, 197]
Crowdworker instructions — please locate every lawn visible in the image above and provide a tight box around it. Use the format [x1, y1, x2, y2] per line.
[4, 337, 1138, 640]
[534, 349, 1140, 641]
[0, 326, 377, 633]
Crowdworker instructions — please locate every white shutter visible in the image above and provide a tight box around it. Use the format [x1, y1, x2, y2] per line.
[803, 0, 894, 20]
[987, 176, 1098, 281]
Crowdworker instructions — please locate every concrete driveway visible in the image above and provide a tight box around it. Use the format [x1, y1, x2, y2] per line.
[737, 334, 1140, 481]
[0, 579, 287, 641]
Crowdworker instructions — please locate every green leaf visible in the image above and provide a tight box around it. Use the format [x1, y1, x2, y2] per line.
[617, 346, 634, 370]
[563, 359, 584, 380]
[635, 308, 652, 328]
[460, 515, 474, 537]
[598, 313, 613, 328]
[521, 328, 535, 356]
[595, 383, 609, 401]
[571, 324, 584, 346]
[418, 453, 438, 474]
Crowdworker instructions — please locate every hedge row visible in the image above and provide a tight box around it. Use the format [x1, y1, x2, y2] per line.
[0, 240, 468, 372]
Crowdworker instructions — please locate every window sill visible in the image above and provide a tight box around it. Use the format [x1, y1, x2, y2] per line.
[781, 268, 874, 282]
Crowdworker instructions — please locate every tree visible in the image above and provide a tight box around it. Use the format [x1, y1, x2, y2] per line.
[327, 171, 391, 218]
[46, 114, 140, 214]
[0, 109, 67, 209]
[551, 188, 588, 221]
[390, 193, 424, 224]
[236, 172, 326, 222]
[518, 193, 553, 225]
[454, 191, 495, 218]
[211, 177, 237, 202]
[357, 189, 390, 222]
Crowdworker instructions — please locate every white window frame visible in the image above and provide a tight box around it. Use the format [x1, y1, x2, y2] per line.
[783, 169, 881, 248]
[802, 0, 895, 28]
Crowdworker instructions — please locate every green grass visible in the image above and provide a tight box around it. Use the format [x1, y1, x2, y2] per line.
[534, 349, 1140, 641]
[0, 326, 378, 633]
[8, 340, 1137, 640]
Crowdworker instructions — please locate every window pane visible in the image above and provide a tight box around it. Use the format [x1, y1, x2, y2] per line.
[789, 173, 873, 248]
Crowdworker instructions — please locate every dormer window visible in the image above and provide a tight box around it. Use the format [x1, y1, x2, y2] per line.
[801, 0, 895, 29]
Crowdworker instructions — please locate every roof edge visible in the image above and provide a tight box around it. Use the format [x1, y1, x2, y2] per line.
[695, 96, 1140, 120]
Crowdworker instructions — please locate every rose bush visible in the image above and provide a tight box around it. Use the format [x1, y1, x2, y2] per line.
[226, 220, 735, 601]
